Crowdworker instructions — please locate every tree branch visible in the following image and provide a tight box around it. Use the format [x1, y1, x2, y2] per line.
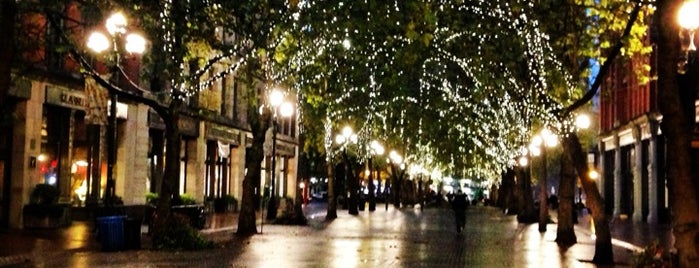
[45, 9, 170, 119]
[559, 1, 643, 118]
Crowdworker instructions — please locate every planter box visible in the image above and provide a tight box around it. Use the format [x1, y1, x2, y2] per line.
[23, 204, 72, 228]
[213, 198, 238, 213]
[146, 204, 206, 230]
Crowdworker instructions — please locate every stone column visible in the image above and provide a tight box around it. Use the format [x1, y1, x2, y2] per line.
[613, 133, 622, 217]
[118, 104, 150, 205]
[11, 81, 44, 228]
[187, 124, 207, 200]
[647, 121, 659, 224]
[230, 133, 246, 209]
[632, 126, 644, 222]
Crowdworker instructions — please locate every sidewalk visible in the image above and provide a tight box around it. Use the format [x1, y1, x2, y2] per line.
[570, 209, 673, 253]
[0, 203, 673, 267]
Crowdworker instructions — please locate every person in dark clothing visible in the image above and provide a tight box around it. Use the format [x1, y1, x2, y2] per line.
[451, 189, 468, 233]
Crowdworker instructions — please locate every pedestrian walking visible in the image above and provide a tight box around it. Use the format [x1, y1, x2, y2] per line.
[451, 189, 468, 233]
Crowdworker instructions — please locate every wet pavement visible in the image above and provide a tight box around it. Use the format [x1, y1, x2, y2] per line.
[0, 203, 672, 267]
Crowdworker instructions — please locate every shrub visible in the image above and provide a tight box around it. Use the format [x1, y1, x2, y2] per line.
[213, 195, 237, 212]
[153, 214, 214, 250]
[146, 192, 159, 205]
[632, 241, 674, 267]
[30, 184, 60, 205]
[180, 193, 196, 205]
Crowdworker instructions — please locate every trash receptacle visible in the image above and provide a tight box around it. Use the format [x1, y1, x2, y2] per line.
[124, 218, 141, 250]
[97, 215, 126, 251]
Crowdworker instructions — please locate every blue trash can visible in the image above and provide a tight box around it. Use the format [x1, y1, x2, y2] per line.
[97, 216, 126, 251]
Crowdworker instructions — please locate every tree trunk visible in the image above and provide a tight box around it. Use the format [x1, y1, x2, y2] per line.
[392, 165, 402, 208]
[563, 134, 613, 264]
[325, 155, 337, 220]
[237, 109, 271, 235]
[501, 168, 518, 215]
[656, 1, 699, 266]
[368, 157, 376, 211]
[346, 151, 358, 215]
[556, 149, 577, 246]
[539, 147, 549, 232]
[516, 166, 536, 223]
[152, 102, 181, 244]
[292, 132, 308, 224]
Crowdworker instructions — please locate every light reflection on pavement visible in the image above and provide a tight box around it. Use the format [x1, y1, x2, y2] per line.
[27, 204, 636, 267]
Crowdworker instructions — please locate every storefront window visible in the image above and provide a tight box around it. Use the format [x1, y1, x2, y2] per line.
[205, 141, 231, 198]
[40, 106, 90, 205]
[179, 138, 190, 195]
[148, 129, 164, 194]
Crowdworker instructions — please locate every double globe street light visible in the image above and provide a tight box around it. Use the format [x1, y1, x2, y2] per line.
[528, 128, 558, 232]
[678, 0, 699, 74]
[387, 150, 403, 209]
[367, 140, 384, 211]
[335, 126, 358, 214]
[86, 12, 147, 207]
[266, 89, 294, 220]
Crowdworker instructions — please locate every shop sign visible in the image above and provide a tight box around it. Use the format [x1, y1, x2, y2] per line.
[148, 110, 166, 129]
[205, 123, 240, 145]
[178, 115, 199, 137]
[276, 142, 296, 157]
[46, 85, 86, 110]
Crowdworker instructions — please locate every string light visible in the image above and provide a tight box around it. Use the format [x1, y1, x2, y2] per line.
[142, 0, 589, 181]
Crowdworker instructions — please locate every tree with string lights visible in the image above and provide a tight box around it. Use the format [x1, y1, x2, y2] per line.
[278, 0, 656, 264]
[34, 0, 298, 242]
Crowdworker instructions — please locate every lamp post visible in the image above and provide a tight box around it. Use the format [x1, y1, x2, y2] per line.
[388, 150, 403, 209]
[408, 164, 424, 209]
[335, 126, 357, 215]
[266, 89, 293, 220]
[678, 0, 699, 74]
[86, 12, 146, 207]
[529, 128, 558, 232]
[368, 140, 384, 211]
[575, 113, 591, 208]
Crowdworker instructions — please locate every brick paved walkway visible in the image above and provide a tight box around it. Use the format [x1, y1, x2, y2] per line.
[0, 203, 671, 267]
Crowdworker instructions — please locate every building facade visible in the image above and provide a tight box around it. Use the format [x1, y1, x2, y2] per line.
[0, 3, 299, 229]
[598, 43, 671, 224]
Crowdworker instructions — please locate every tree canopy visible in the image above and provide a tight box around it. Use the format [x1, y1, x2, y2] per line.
[275, 0, 650, 184]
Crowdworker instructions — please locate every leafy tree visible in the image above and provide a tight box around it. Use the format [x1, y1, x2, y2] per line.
[278, 0, 655, 265]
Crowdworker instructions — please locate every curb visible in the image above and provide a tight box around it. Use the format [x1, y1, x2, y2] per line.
[574, 223, 644, 252]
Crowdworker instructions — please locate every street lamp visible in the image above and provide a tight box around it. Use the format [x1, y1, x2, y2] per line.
[387, 150, 403, 209]
[266, 89, 294, 220]
[368, 140, 384, 211]
[336, 126, 358, 214]
[575, 113, 591, 208]
[678, 0, 699, 73]
[408, 163, 428, 210]
[86, 12, 146, 207]
[529, 128, 557, 232]
[575, 113, 591, 130]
